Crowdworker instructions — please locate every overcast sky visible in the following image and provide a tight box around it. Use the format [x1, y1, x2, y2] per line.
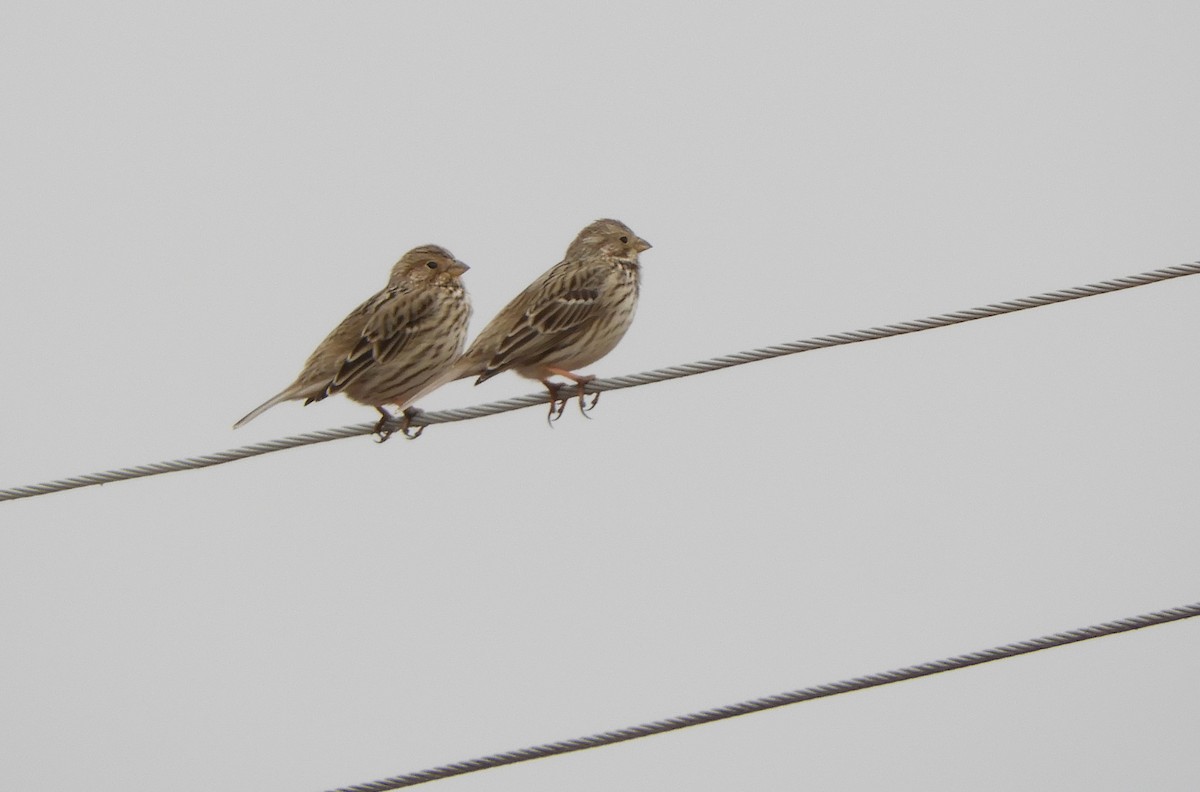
[3, 2, 1199, 791]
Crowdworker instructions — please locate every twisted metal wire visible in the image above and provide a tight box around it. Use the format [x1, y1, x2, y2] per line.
[325, 601, 1200, 792]
[3, 261, 1198, 503]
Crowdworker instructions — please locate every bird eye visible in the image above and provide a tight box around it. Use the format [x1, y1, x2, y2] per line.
[620, 236, 629, 244]
[426, 261, 438, 269]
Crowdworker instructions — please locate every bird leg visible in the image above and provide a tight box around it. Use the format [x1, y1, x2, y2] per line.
[543, 368, 599, 417]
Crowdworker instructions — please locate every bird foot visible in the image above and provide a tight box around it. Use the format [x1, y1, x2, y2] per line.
[542, 382, 568, 426]
[398, 407, 426, 440]
[373, 409, 397, 443]
[576, 377, 599, 417]
[373, 406, 425, 442]
[541, 373, 600, 424]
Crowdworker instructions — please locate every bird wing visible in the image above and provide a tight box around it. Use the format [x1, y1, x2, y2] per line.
[480, 264, 604, 377]
[326, 287, 438, 394]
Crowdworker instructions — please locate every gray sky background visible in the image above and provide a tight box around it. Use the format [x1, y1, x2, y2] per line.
[2, 2, 1199, 790]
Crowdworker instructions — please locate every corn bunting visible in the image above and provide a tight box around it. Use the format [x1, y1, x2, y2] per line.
[234, 245, 472, 439]
[451, 218, 650, 422]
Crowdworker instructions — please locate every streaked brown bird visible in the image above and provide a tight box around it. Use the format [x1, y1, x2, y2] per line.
[450, 218, 650, 422]
[234, 245, 472, 439]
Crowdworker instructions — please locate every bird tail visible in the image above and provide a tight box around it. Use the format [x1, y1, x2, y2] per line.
[444, 352, 485, 384]
[473, 366, 500, 385]
[233, 388, 298, 429]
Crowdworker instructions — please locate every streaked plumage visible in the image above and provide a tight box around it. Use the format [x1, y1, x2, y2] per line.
[234, 245, 472, 438]
[451, 218, 650, 421]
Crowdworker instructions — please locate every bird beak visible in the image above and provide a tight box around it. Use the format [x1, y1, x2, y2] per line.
[451, 260, 470, 275]
[634, 237, 652, 253]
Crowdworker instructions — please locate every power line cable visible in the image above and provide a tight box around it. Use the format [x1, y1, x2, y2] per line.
[2, 261, 1198, 503]
[323, 600, 1200, 792]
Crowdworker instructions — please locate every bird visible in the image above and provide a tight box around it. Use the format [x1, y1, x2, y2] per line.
[234, 245, 472, 439]
[450, 218, 650, 423]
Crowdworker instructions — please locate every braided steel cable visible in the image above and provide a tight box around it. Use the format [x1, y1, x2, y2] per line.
[2, 261, 1198, 503]
[324, 601, 1200, 792]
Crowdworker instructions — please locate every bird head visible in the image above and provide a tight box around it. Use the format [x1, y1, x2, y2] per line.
[566, 219, 652, 262]
[392, 245, 471, 286]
